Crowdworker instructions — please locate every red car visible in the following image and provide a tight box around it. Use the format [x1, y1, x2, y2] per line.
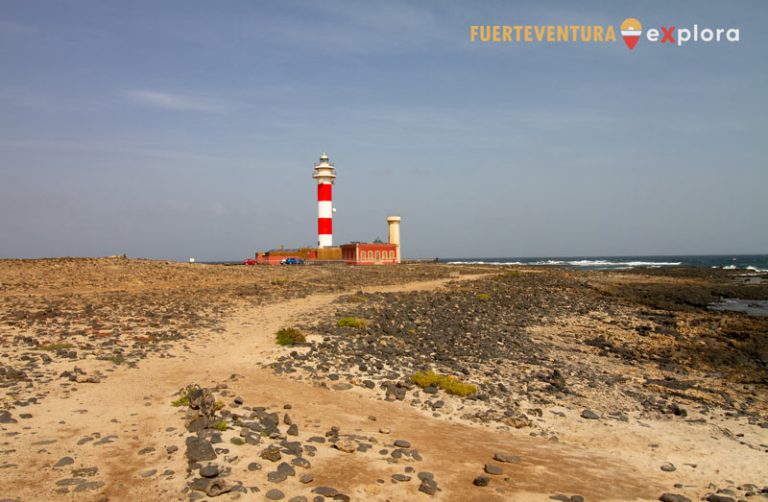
[243, 259, 257, 265]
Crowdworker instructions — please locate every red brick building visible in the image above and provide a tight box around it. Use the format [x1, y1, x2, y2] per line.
[341, 243, 398, 265]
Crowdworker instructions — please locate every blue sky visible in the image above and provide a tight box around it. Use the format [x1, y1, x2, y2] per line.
[1, 1, 766, 260]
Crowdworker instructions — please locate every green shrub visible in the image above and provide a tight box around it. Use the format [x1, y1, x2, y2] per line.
[230, 437, 244, 445]
[439, 377, 478, 397]
[276, 327, 306, 346]
[410, 370, 477, 397]
[337, 317, 367, 329]
[214, 420, 228, 431]
[171, 385, 195, 407]
[109, 353, 125, 365]
[476, 293, 490, 301]
[171, 394, 189, 407]
[411, 370, 442, 388]
[495, 270, 520, 280]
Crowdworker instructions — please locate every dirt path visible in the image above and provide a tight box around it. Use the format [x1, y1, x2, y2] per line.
[0, 276, 687, 501]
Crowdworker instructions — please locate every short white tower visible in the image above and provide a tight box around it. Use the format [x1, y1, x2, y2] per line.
[312, 152, 336, 248]
[387, 215, 401, 263]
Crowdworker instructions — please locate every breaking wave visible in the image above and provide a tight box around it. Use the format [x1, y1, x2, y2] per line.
[444, 255, 768, 271]
[446, 259, 682, 268]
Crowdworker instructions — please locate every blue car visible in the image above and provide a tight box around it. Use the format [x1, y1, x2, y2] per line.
[281, 258, 305, 265]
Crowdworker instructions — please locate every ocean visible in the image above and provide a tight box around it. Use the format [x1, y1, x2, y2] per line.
[442, 254, 768, 272]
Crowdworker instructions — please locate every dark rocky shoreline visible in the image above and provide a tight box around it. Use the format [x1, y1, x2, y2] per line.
[270, 268, 768, 430]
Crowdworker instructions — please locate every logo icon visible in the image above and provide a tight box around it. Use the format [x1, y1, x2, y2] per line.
[621, 18, 642, 49]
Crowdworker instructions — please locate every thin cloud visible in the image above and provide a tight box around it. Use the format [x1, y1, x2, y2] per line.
[0, 138, 226, 164]
[122, 89, 228, 113]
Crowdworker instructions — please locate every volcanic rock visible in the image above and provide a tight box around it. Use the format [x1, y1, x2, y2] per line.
[186, 436, 217, 463]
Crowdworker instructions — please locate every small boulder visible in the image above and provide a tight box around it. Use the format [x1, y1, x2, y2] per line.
[185, 436, 217, 463]
[659, 494, 692, 502]
[484, 464, 503, 475]
[334, 439, 357, 453]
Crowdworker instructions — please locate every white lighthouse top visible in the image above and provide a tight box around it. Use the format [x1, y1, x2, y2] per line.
[312, 152, 336, 181]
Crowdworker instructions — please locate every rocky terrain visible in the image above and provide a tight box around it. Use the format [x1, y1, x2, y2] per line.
[274, 268, 768, 420]
[0, 258, 766, 501]
[174, 382, 444, 501]
[0, 258, 476, 411]
[270, 267, 768, 499]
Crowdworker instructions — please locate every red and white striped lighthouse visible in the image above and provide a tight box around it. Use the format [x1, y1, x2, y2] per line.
[312, 152, 336, 248]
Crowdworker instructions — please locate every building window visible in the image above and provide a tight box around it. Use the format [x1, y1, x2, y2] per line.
[375, 251, 380, 261]
[368, 251, 373, 260]
[390, 251, 394, 259]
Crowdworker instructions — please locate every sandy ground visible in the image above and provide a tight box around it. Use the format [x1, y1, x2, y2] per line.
[0, 261, 766, 501]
